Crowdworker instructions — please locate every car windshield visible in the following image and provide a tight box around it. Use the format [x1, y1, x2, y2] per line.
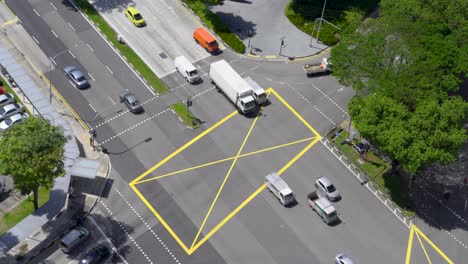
[4, 117, 12, 126]
[77, 76, 86, 82]
[0, 108, 5, 115]
[188, 70, 198, 76]
[131, 100, 140, 106]
[208, 41, 218, 47]
[326, 184, 336, 193]
[134, 14, 143, 20]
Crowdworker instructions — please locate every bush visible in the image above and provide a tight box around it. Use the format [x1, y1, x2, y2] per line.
[184, 0, 246, 53]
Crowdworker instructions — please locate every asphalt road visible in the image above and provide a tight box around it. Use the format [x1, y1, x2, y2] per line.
[6, 0, 465, 264]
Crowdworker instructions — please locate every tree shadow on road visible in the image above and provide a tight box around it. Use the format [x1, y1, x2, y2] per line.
[411, 138, 468, 232]
[63, 0, 134, 13]
[211, 11, 257, 41]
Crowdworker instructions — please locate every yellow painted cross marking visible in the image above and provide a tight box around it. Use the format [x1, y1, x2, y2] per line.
[130, 88, 322, 254]
[405, 223, 454, 264]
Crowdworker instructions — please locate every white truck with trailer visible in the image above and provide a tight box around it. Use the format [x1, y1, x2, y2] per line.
[265, 173, 295, 206]
[209, 60, 256, 114]
[307, 190, 338, 224]
[244, 76, 267, 105]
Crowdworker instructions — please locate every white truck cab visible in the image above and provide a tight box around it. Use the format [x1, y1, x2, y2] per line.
[265, 173, 295, 206]
[175, 56, 200, 83]
[244, 76, 267, 105]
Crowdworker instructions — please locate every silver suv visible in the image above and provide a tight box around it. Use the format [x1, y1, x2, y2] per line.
[315, 176, 341, 201]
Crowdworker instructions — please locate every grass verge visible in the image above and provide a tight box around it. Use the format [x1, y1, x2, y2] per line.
[74, 0, 168, 93]
[183, 0, 245, 54]
[0, 188, 50, 235]
[329, 129, 415, 217]
[171, 102, 200, 128]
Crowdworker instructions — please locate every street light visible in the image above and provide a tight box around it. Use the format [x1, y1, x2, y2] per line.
[49, 49, 70, 103]
[316, 0, 327, 44]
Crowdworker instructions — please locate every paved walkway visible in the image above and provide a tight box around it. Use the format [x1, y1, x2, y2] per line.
[210, 0, 328, 58]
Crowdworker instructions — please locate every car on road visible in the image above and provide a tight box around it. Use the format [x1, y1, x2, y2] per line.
[315, 176, 341, 201]
[120, 89, 143, 113]
[125, 7, 145, 27]
[335, 253, 355, 264]
[79, 245, 110, 264]
[0, 112, 28, 131]
[0, 93, 15, 107]
[64, 66, 89, 89]
[60, 227, 90, 253]
[0, 103, 23, 121]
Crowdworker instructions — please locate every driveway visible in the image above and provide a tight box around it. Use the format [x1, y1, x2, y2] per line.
[210, 0, 327, 58]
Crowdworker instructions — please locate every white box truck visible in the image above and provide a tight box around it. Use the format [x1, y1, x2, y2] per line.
[303, 58, 331, 76]
[307, 190, 338, 224]
[175, 56, 200, 83]
[209, 60, 256, 114]
[244, 76, 267, 105]
[265, 172, 295, 206]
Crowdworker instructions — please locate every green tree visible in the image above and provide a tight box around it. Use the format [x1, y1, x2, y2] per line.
[0, 116, 69, 210]
[350, 94, 468, 173]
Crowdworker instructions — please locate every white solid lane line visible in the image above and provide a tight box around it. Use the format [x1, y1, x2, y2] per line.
[68, 22, 76, 31]
[68, 50, 76, 59]
[88, 72, 95, 81]
[106, 65, 113, 75]
[86, 43, 94, 52]
[51, 30, 58, 38]
[32, 36, 39, 45]
[50, 2, 58, 10]
[89, 103, 96, 112]
[33, 9, 40, 17]
[108, 96, 115, 104]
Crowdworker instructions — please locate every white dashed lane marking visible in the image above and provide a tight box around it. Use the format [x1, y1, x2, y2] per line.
[98, 108, 170, 145]
[417, 205, 468, 249]
[93, 94, 160, 129]
[310, 83, 349, 116]
[287, 83, 336, 126]
[99, 201, 153, 264]
[115, 188, 181, 263]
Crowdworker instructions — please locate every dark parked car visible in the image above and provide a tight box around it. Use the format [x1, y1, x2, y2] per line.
[79, 245, 110, 264]
[119, 89, 143, 113]
[64, 65, 89, 89]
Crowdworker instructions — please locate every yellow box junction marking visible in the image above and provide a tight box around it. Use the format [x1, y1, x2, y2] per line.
[406, 224, 454, 264]
[130, 88, 322, 255]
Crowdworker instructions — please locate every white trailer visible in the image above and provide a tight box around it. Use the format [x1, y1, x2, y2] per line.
[244, 76, 267, 105]
[209, 60, 256, 114]
[265, 173, 295, 206]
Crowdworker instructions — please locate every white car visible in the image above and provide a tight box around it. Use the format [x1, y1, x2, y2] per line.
[0, 93, 15, 107]
[335, 253, 355, 264]
[315, 176, 341, 201]
[0, 112, 28, 130]
[0, 103, 23, 121]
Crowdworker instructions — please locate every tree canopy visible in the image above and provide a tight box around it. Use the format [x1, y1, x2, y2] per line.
[331, 0, 468, 173]
[0, 116, 69, 209]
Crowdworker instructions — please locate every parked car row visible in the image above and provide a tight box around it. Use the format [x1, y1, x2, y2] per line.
[0, 93, 28, 131]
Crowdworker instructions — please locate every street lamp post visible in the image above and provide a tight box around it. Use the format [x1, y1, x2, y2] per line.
[49, 49, 70, 103]
[316, 0, 327, 44]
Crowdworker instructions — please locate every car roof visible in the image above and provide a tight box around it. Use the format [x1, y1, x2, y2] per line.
[3, 103, 19, 111]
[127, 7, 140, 14]
[126, 94, 139, 103]
[0, 93, 12, 99]
[70, 69, 84, 78]
[8, 113, 24, 122]
[317, 176, 333, 187]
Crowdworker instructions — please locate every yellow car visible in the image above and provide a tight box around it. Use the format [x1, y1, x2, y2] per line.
[125, 7, 145, 27]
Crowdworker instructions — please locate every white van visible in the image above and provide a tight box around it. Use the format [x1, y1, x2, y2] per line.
[244, 76, 267, 105]
[174, 56, 200, 83]
[265, 172, 295, 206]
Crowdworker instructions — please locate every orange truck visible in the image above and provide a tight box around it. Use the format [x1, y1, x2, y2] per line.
[193, 27, 219, 53]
